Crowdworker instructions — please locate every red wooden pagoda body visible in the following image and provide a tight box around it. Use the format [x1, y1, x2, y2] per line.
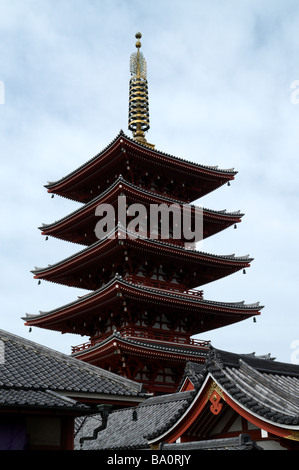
[24, 34, 262, 394]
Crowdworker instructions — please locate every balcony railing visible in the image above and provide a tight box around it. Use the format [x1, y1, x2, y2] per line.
[124, 275, 204, 298]
[72, 327, 210, 354]
[121, 228, 196, 250]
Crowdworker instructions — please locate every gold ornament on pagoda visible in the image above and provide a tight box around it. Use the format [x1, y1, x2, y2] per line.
[128, 33, 154, 148]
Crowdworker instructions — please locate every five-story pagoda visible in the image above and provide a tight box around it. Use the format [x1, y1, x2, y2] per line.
[24, 34, 262, 395]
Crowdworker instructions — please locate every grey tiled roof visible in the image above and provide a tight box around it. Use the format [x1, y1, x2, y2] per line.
[75, 347, 299, 449]
[73, 330, 210, 361]
[0, 388, 87, 410]
[75, 391, 195, 450]
[178, 361, 207, 389]
[0, 329, 146, 411]
[160, 433, 263, 450]
[201, 348, 299, 426]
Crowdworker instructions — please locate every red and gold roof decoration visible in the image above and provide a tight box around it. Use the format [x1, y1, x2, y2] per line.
[146, 350, 299, 448]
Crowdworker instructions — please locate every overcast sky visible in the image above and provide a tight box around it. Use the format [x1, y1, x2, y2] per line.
[1, 0, 299, 364]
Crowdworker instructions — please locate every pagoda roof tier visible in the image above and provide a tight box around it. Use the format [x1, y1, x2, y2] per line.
[72, 329, 211, 358]
[23, 275, 262, 336]
[71, 330, 209, 366]
[40, 177, 244, 246]
[32, 226, 253, 290]
[45, 131, 237, 204]
[72, 332, 210, 395]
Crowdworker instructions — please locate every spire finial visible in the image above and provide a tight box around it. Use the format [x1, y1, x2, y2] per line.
[128, 33, 154, 148]
[135, 32, 142, 49]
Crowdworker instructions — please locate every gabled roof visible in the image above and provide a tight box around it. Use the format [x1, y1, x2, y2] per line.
[197, 348, 299, 425]
[0, 329, 147, 412]
[23, 275, 262, 335]
[147, 348, 299, 445]
[75, 347, 299, 450]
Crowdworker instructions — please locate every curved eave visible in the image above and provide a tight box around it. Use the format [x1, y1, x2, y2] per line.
[221, 382, 299, 441]
[45, 131, 237, 201]
[31, 229, 253, 286]
[40, 177, 244, 240]
[147, 374, 299, 446]
[23, 276, 263, 332]
[72, 333, 210, 363]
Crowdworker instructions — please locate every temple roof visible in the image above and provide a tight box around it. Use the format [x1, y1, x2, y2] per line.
[196, 348, 299, 421]
[159, 434, 262, 450]
[45, 131, 237, 203]
[31, 226, 253, 289]
[75, 390, 194, 450]
[23, 275, 262, 335]
[40, 176, 244, 245]
[75, 348, 299, 450]
[29, 274, 261, 315]
[72, 329, 210, 362]
[0, 329, 147, 412]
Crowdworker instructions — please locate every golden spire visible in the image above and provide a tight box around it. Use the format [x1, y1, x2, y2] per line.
[128, 33, 154, 148]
